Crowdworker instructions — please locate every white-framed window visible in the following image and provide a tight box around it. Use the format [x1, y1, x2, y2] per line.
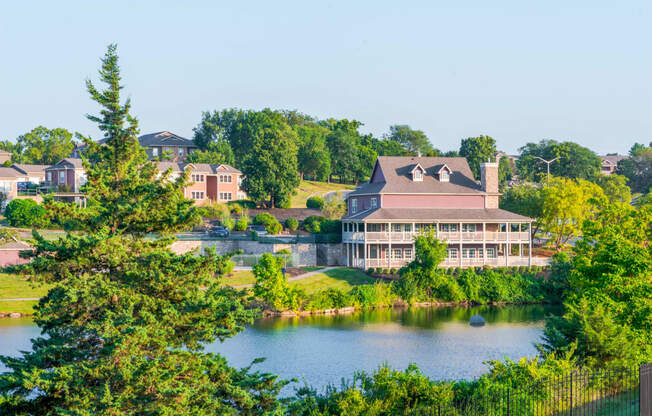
[413, 169, 423, 181]
[191, 191, 204, 200]
[462, 224, 476, 232]
[487, 248, 497, 258]
[478, 248, 484, 259]
[393, 248, 403, 259]
[237, 193, 246, 200]
[220, 192, 232, 201]
[191, 174, 205, 182]
[220, 175, 233, 183]
[447, 248, 458, 259]
[440, 224, 458, 232]
[440, 170, 449, 182]
[392, 223, 402, 233]
[59, 171, 65, 183]
[351, 198, 358, 213]
[370, 197, 377, 209]
[46, 172, 52, 182]
[404, 248, 412, 259]
[370, 245, 378, 258]
[152, 147, 159, 157]
[178, 148, 184, 157]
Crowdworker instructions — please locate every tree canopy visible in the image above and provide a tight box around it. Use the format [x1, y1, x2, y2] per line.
[517, 140, 602, 182]
[459, 135, 497, 179]
[10, 126, 77, 164]
[616, 143, 652, 194]
[385, 124, 433, 156]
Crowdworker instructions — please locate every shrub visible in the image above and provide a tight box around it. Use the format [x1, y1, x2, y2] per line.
[367, 268, 374, 275]
[382, 268, 389, 275]
[303, 215, 326, 233]
[200, 202, 227, 219]
[306, 196, 324, 210]
[375, 267, 382, 274]
[229, 204, 243, 215]
[220, 215, 235, 230]
[320, 219, 342, 234]
[234, 216, 249, 231]
[390, 268, 397, 275]
[285, 217, 299, 231]
[253, 212, 282, 234]
[351, 282, 395, 308]
[228, 199, 256, 209]
[307, 288, 353, 311]
[4, 199, 49, 228]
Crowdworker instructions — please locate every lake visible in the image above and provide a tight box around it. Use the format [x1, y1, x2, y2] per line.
[0, 305, 558, 394]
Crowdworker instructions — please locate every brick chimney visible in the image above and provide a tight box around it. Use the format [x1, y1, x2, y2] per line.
[480, 161, 499, 208]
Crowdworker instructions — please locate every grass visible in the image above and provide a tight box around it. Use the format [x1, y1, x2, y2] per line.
[299, 266, 323, 272]
[0, 273, 50, 300]
[290, 180, 355, 208]
[0, 300, 38, 315]
[221, 270, 256, 286]
[290, 267, 375, 295]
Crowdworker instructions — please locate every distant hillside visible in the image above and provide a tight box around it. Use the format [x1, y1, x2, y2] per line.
[290, 180, 355, 208]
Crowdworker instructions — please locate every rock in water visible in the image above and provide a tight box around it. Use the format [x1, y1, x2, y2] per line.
[469, 314, 485, 327]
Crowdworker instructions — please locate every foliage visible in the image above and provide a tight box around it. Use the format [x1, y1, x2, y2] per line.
[517, 140, 602, 182]
[4, 199, 49, 228]
[253, 253, 303, 311]
[596, 173, 631, 204]
[0, 45, 286, 415]
[616, 143, 652, 193]
[541, 201, 652, 368]
[11, 126, 77, 165]
[384, 125, 433, 155]
[253, 212, 282, 234]
[539, 177, 606, 250]
[303, 215, 326, 233]
[305, 288, 353, 311]
[321, 193, 346, 219]
[351, 282, 395, 308]
[296, 123, 331, 181]
[285, 217, 299, 231]
[234, 215, 250, 231]
[499, 184, 543, 238]
[185, 139, 234, 165]
[220, 214, 235, 230]
[459, 135, 497, 179]
[498, 156, 515, 189]
[306, 195, 324, 209]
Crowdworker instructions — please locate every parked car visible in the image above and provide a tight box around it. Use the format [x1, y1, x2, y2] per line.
[207, 226, 230, 238]
[246, 225, 268, 235]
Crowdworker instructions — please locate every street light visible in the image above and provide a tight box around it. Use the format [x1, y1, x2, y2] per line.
[532, 156, 562, 182]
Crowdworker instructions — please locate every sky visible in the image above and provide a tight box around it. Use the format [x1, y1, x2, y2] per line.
[1, 1, 650, 155]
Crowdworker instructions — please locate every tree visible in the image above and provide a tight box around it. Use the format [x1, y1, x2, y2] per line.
[517, 140, 602, 182]
[4, 199, 49, 228]
[324, 119, 361, 183]
[596, 174, 631, 204]
[321, 192, 346, 220]
[539, 177, 606, 250]
[192, 108, 245, 152]
[459, 136, 497, 179]
[499, 184, 543, 239]
[253, 252, 303, 311]
[498, 156, 515, 189]
[12, 126, 77, 164]
[240, 110, 300, 207]
[185, 139, 234, 165]
[616, 143, 652, 193]
[296, 124, 331, 181]
[385, 125, 433, 155]
[0, 45, 285, 415]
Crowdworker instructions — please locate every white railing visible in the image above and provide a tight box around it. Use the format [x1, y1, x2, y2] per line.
[365, 258, 411, 269]
[342, 232, 365, 241]
[357, 231, 530, 242]
[352, 256, 549, 269]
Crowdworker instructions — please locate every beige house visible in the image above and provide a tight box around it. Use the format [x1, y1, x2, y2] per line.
[157, 162, 246, 205]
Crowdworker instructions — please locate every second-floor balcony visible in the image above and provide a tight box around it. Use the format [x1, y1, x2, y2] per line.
[343, 230, 530, 243]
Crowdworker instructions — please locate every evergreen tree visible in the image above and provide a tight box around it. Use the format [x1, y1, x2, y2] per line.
[0, 44, 285, 415]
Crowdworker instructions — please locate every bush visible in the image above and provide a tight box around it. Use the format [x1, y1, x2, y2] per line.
[285, 217, 299, 231]
[4, 199, 49, 228]
[303, 215, 326, 233]
[220, 215, 235, 230]
[351, 282, 395, 308]
[390, 268, 397, 275]
[306, 196, 324, 210]
[306, 288, 353, 311]
[319, 219, 342, 234]
[228, 199, 256, 209]
[234, 216, 249, 231]
[229, 204, 243, 215]
[253, 212, 282, 234]
[375, 268, 382, 274]
[200, 202, 227, 219]
[367, 268, 374, 275]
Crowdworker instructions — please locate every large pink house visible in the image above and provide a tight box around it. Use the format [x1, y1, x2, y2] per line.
[157, 162, 246, 205]
[343, 156, 536, 269]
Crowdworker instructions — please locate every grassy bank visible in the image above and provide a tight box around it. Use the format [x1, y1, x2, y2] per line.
[0, 273, 50, 315]
[290, 180, 354, 208]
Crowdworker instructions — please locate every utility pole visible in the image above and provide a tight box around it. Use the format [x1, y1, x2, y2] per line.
[533, 156, 562, 182]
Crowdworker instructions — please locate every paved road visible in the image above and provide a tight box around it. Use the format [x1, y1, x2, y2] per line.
[231, 266, 338, 289]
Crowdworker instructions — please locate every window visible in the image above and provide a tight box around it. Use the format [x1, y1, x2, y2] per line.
[462, 224, 476, 232]
[178, 148, 184, 157]
[370, 245, 378, 258]
[367, 223, 381, 232]
[59, 171, 65, 183]
[220, 192, 232, 201]
[440, 170, 449, 182]
[487, 248, 497, 258]
[404, 248, 412, 259]
[152, 147, 159, 157]
[370, 198, 377, 209]
[191, 191, 204, 200]
[413, 169, 423, 181]
[46, 172, 52, 182]
[351, 198, 358, 213]
[191, 174, 205, 182]
[237, 193, 245, 200]
[393, 249, 403, 259]
[220, 175, 233, 183]
[447, 248, 458, 259]
[440, 224, 458, 232]
[393, 224, 402, 233]
[478, 248, 484, 259]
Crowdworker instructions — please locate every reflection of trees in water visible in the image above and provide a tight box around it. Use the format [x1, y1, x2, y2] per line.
[253, 305, 562, 332]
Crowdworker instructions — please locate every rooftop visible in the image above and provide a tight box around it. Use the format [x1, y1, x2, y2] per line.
[343, 207, 533, 222]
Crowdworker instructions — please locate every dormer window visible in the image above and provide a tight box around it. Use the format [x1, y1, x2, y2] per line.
[435, 164, 451, 182]
[411, 164, 425, 181]
[440, 170, 449, 182]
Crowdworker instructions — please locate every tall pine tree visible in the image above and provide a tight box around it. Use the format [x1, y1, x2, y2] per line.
[0, 44, 285, 415]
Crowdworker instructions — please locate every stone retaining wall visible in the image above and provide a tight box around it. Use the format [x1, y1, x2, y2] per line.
[170, 239, 345, 266]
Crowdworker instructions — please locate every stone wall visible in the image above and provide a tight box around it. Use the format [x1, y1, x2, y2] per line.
[170, 239, 345, 267]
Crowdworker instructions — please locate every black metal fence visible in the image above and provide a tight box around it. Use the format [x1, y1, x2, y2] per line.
[416, 364, 651, 416]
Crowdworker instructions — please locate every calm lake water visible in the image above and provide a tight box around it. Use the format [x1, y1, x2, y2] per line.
[0, 305, 559, 394]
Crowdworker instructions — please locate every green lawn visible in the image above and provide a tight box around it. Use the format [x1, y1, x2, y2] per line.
[221, 270, 256, 286]
[0, 300, 38, 315]
[290, 268, 375, 295]
[290, 180, 355, 208]
[0, 273, 50, 299]
[299, 266, 323, 272]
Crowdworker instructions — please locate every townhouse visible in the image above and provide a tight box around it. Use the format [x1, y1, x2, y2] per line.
[157, 162, 246, 205]
[342, 156, 539, 269]
[599, 155, 627, 175]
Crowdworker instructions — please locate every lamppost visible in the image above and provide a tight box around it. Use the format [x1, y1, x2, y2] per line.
[533, 156, 562, 182]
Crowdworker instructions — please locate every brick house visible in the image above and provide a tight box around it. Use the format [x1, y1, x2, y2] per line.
[44, 158, 87, 193]
[71, 131, 198, 162]
[342, 156, 538, 269]
[11, 164, 49, 184]
[156, 162, 246, 205]
[599, 155, 627, 175]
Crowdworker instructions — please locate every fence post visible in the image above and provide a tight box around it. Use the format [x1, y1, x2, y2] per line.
[569, 373, 573, 416]
[642, 363, 652, 416]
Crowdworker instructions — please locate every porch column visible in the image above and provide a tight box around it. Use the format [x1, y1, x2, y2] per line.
[459, 221, 463, 267]
[388, 222, 392, 269]
[505, 223, 509, 266]
[528, 221, 533, 267]
[482, 222, 486, 266]
[346, 242, 350, 267]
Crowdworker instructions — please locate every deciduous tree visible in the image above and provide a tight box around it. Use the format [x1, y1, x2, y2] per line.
[517, 140, 601, 182]
[459, 135, 497, 179]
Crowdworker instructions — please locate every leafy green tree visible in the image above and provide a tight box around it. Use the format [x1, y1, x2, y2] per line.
[517, 140, 602, 182]
[498, 156, 515, 189]
[385, 125, 433, 155]
[321, 192, 346, 219]
[253, 252, 303, 311]
[0, 44, 285, 415]
[285, 217, 299, 231]
[240, 110, 300, 207]
[539, 177, 605, 250]
[192, 108, 245, 152]
[4, 199, 49, 228]
[370, 137, 412, 156]
[296, 124, 331, 181]
[596, 174, 631, 204]
[12, 126, 77, 164]
[616, 143, 652, 193]
[253, 212, 282, 234]
[186, 139, 234, 165]
[499, 184, 543, 239]
[459, 135, 497, 179]
[324, 119, 361, 183]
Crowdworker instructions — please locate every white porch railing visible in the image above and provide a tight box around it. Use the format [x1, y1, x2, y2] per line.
[351, 256, 550, 269]
[346, 231, 531, 243]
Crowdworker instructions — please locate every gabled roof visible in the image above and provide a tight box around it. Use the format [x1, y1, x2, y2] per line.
[600, 155, 627, 165]
[350, 156, 482, 196]
[0, 167, 23, 178]
[45, 158, 83, 170]
[11, 164, 49, 175]
[343, 208, 533, 222]
[138, 131, 197, 148]
[155, 162, 241, 175]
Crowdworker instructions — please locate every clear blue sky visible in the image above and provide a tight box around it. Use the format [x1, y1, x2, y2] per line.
[1, 1, 650, 155]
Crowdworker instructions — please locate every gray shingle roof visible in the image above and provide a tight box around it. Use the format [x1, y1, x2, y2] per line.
[138, 131, 197, 148]
[350, 156, 483, 196]
[343, 208, 533, 222]
[46, 158, 83, 170]
[600, 155, 627, 165]
[0, 168, 22, 178]
[155, 162, 241, 174]
[11, 164, 49, 174]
